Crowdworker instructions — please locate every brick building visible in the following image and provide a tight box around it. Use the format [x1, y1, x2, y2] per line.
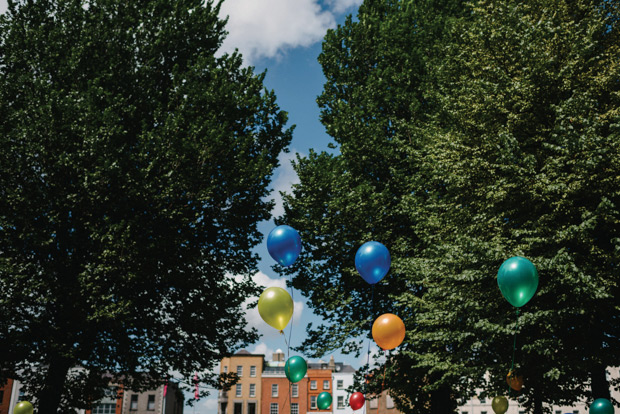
[261, 350, 308, 414]
[306, 361, 333, 413]
[0, 379, 15, 414]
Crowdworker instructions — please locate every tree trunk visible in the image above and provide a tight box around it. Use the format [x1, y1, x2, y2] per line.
[590, 363, 610, 400]
[532, 380, 543, 414]
[36, 356, 72, 414]
[430, 385, 455, 414]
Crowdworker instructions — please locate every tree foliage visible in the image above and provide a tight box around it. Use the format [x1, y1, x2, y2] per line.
[281, 0, 620, 413]
[0, 0, 292, 413]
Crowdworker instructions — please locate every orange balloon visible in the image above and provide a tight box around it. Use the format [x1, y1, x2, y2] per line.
[372, 313, 405, 350]
[506, 371, 523, 391]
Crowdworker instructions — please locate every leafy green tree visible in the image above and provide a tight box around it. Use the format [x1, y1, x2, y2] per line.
[281, 0, 620, 413]
[0, 0, 292, 413]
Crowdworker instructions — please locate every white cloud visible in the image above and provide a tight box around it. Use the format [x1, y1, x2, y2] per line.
[250, 342, 276, 360]
[243, 271, 304, 339]
[270, 149, 302, 218]
[217, 0, 360, 64]
[325, 0, 363, 14]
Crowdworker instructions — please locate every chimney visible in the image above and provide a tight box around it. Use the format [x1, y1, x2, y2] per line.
[273, 349, 285, 362]
[328, 355, 336, 371]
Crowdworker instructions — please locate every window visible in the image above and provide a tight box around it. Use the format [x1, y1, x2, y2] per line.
[292, 384, 298, 398]
[250, 366, 257, 377]
[272, 384, 278, 397]
[310, 381, 317, 390]
[337, 396, 344, 409]
[223, 366, 228, 373]
[130, 395, 139, 411]
[249, 384, 256, 397]
[386, 395, 394, 409]
[519, 411, 526, 414]
[462, 412, 468, 414]
[369, 399, 378, 409]
[236, 384, 242, 397]
[481, 412, 487, 414]
[220, 403, 228, 414]
[311, 396, 317, 409]
[270, 403, 278, 414]
[480, 397, 486, 403]
[234, 403, 243, 414]
[556, 411, 562, 414]
[573, 411, 579, 414]
[147, 395, 156, 411]
[237, 366, 243, 376]
[336, 380, 343, 390]
[291, 403, 299, 414]
[323, 380, 329, 390]
[93, 404, 116, 414]
[248, 403, 256, 414]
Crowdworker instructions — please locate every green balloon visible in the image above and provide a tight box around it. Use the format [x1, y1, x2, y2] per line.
[491, 396, 508, 414]
[285, 356, 307, 383]
[589, 398, 614, 414]
[14, 401, 34, 414]
[317, 392, 332, 410]
[497, 256, 539, 307]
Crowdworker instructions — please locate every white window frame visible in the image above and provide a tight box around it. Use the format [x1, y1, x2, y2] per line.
[237, 366, 243, 376]
[272, 384, 278, 397]
[310, 380, 317, 390]
[250, 366, 257, 377]
[337, 396, 344, 409]
[270, 403, 278, 414]
[235, 384, 242, 397]
[291, 403, 298, 414]
[336, 380, 343, 390]
[323, 380, 329, 390]
[291, 384, 298, 398]
[311, 396, 317, 409]
[130, 395, 138, 411]
[249, 384, 256, 398]
[147, 395, 156, 411]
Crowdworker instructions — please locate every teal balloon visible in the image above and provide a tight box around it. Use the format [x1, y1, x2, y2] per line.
[497, 256, 539, 307]
[589, 398, 614, 414]
[317, 392, 332, 410]
[285, 356, 307, 383]
[14, 401, 34, 414]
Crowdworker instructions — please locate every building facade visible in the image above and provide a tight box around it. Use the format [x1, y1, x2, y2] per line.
[261, 350, 308, 414]
[0, 379, 15, 414]
[331, 362, 356, 414]
[120, 383, 183, 414]
[219, 350, 265, 414]
[307, 362, 333, 413]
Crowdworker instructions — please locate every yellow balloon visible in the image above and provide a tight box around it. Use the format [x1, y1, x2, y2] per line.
[491, 396, 508, 414]
[258, 287, 293, 331]
[14, 402, 34, 414]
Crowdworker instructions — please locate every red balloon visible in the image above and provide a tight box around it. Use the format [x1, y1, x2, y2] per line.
[349, 392, 365, 411]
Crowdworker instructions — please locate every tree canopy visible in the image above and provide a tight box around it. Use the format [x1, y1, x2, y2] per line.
[280, 0, 620, 413]
[0, 0, 292, 413]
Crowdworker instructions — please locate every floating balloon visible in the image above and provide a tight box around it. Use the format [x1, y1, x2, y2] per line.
[257, 287, 293, 331]
[285, 356, 307, 383]
[589, 398, 614, 414]
[355, 241, 391, 284]
[267, 225, 302, 267]
[497, 256, 539, 307]
[349, 392, 365, 411]
[14, 402, 33, 414]
[491, 396, 509, 414]
[372, 313, 405, 350]
[506, 370, 523, 391]
[317, 392, 333, 410]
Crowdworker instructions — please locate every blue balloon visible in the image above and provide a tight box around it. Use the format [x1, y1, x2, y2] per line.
[355, 241, 391, 284]
[267, 225, 302, 267]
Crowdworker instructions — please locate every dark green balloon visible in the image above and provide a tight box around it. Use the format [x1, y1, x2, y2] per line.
[589, 398, 614, 414]
[285, 356, 307, 383]
[497, 256, 539, 307]
[14, 401, 33, 414]
[317, 392, 332, 410]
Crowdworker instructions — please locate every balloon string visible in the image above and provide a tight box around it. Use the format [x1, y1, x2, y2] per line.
[288, 274, 295, 359]
[508, 309, 520, 395]
[365, 285, 375, 395]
